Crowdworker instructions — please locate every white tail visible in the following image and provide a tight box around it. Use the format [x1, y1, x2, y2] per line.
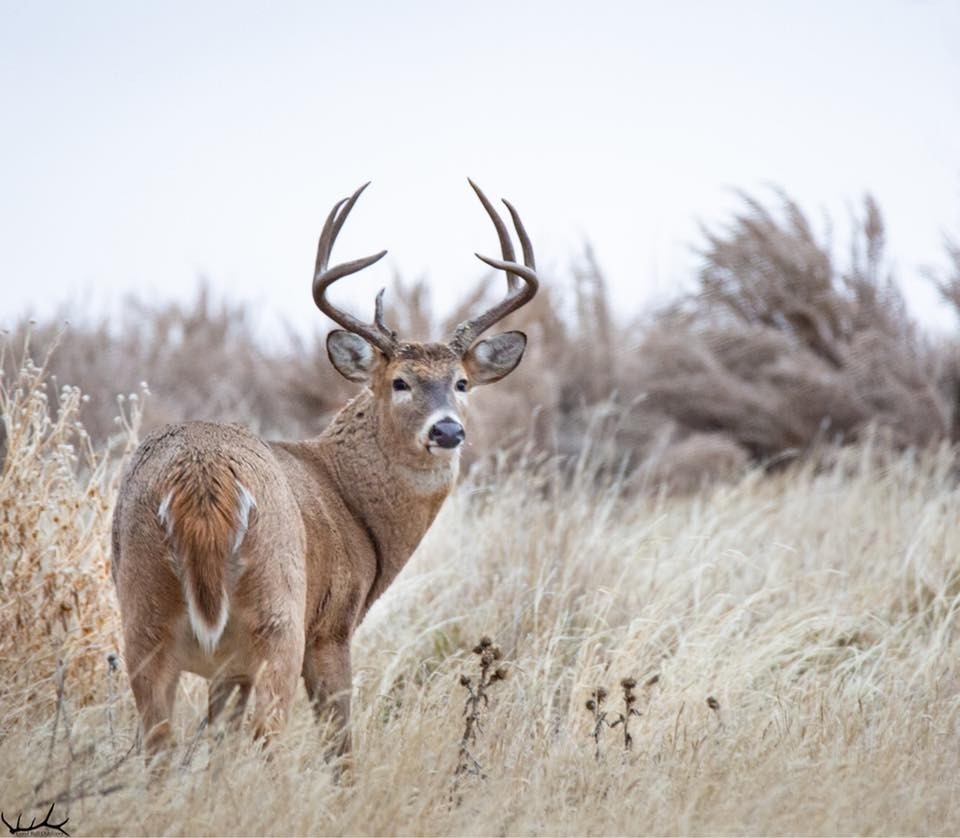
[154, 463, 257, 654]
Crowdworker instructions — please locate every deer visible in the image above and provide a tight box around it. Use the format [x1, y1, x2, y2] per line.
[110, 180, 539, 760]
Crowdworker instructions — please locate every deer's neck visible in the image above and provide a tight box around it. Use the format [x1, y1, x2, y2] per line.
[315, 391, 458, 607]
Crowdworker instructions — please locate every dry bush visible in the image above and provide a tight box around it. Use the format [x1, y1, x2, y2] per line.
[931, 235, 960, 317]
[0, 337, 131, 714]
[4, 190, 958, 498]
[2, 288, 327, 446]
[639, 431, 750, 495]
[930, 237, 960, 440]
[1, 256, 649, 480]
[635, 193, 955, 464]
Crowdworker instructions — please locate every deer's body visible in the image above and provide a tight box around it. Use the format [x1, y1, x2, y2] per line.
[111, 181, 538, 758]
[113, 390, 456, 749]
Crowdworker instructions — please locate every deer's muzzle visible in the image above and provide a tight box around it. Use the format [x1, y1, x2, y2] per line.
[428, 419, 465, 450]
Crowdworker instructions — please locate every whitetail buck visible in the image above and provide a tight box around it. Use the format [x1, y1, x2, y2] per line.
[111, 180, 538, 757]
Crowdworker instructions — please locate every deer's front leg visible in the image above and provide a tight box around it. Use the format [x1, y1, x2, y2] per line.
[303, 638, 353, 757]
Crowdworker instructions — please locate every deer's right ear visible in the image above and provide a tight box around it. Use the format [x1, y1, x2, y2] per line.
[462, 330, 527, 384]
[327, 330, 380, 383]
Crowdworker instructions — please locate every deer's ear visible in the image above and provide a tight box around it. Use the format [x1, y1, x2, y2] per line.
[327, 330, 380, 383]
[462, 331, 527, 385]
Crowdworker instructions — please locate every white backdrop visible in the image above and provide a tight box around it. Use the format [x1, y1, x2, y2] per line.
[2, 0, 958, 338]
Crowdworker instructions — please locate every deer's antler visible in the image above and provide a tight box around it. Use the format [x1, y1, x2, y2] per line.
[312, 183, 397, 356]
[449, 179, 539, 354]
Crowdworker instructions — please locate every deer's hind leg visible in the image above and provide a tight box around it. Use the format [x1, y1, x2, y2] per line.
[250, 645, 301, 745]
[127, 641, 181, 759]
[232, 492, 307, 747]
[242, 604, 304, 745]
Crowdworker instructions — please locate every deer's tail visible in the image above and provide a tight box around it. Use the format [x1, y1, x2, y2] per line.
[157, 457, 256, 654]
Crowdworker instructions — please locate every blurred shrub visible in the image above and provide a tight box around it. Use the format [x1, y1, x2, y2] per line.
[3, 191, 957, 494]
[635, 194, 956, 466]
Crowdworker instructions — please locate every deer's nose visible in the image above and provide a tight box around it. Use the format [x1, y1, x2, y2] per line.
[429, 418, 465, 449]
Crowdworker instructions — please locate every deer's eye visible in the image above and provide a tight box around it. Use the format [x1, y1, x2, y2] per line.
[455, 379, 468, 392]
[392, 378, 410, 392]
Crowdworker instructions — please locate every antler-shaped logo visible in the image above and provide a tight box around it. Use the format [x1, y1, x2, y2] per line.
[1, 803, 70, 836]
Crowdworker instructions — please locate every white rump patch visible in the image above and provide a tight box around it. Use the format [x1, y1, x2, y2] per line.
[185, 583, 229, 656]
[232, 480, 257, 556]
[157, 490, 174, 539]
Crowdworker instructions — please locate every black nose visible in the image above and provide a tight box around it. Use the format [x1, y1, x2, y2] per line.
[429, 418, 465, 449]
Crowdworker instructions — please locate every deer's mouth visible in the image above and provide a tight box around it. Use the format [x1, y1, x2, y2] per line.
[424, 442, 462, 456]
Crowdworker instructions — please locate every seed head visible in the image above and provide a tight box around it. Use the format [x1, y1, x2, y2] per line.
[479, 636, 493, 649]
[459, 674, 471, 687]
[480, 650, 494, 667]
[491, 666, 508, 682]
[585, 699, 596, 711]
[596, 687, 608, 702]
[621, 677, 637, 689]
[707, 696, 720, 711]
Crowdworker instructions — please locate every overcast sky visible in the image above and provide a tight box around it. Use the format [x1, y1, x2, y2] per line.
[2, 0, 958, 339]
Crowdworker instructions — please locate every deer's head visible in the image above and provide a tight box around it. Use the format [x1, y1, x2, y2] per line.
[312, 181, 538, 465]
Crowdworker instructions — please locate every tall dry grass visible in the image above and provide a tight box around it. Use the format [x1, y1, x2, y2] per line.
[1, 341, 959, 835]
[0, 337, 138, 713]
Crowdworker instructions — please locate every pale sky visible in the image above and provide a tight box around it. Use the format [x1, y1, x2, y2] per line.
[2, 0, 958, 339]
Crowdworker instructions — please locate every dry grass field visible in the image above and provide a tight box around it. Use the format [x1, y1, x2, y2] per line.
[3, 193, 960, 835]
[2, 338, 960, 836]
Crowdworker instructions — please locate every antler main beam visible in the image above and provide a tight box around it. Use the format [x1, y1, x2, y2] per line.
[312, 183, 397, 356]
[449, 180, 539, 354]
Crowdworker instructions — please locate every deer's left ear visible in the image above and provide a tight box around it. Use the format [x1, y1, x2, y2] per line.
[327, 330, 380, 383]
[462, 331, 527, 385]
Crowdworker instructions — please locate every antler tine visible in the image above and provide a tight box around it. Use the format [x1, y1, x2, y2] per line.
[314, 196, 349, 277]
[312, 183, 396, 356]
[468, 178, 518, 292]
[373, 287, 396, 339]
[449, 181, 539, 354]
[502, 198, 536, 271]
